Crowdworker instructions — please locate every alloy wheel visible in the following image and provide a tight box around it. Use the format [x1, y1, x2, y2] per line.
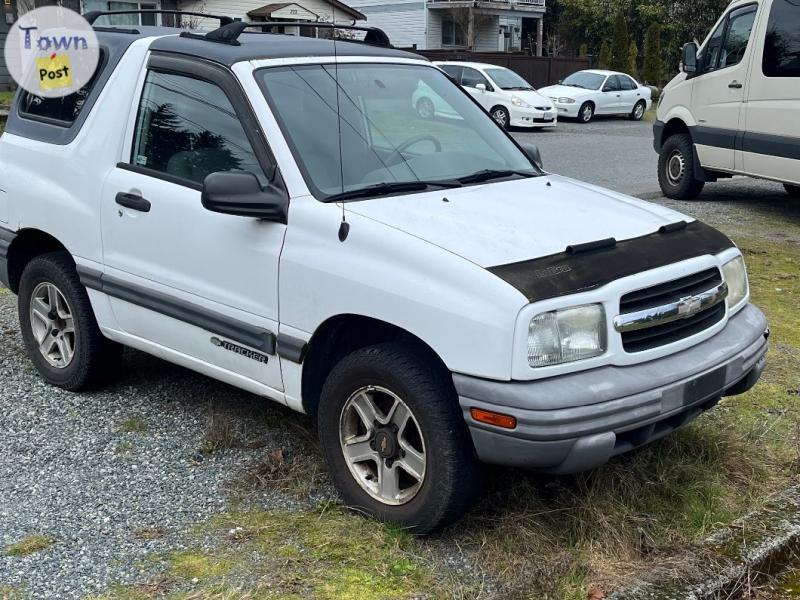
[29, 281, 76, 368]
[492, 108, 508, 127]
[339, 385, 426, 506]
[634, 103, 645, 119]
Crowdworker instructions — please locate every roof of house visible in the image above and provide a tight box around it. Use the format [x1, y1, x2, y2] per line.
[247, 3, 318, 18]
[248, 0, 366, 21]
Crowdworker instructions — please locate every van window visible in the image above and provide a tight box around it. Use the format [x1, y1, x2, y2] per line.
[702, 18, 726, 70]
[719, 7, 757, 68]
[763, 0, 800, 77]
[130, 71, 264, 186]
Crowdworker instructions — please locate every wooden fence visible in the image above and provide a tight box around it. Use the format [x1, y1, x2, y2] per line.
[406, 50, 592, 89]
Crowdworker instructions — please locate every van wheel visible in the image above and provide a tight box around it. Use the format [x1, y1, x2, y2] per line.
[578, 102, 594, 123]
[491, 106, 510, 129]
[18, 252, 121, 391]
[630, 100, 646, 121]
[658, 134, 705, 200]
[784, 184, 800, 197]
[318, 343, 481, 533]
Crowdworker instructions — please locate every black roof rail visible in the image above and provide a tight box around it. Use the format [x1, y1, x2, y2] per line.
[198, 21, 391, 47]
[83, 9, 234, 27]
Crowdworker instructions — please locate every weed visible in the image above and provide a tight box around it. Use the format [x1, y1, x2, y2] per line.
[119, 417, 147, 433]
[5, 535, 53, 557]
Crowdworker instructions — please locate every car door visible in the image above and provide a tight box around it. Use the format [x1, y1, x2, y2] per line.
[460, 67, 495, 111]
[100, 55, 286, 395]
[691, 4, 758, 171]
[618, 75, 641, 112]
[598, 75, 622, 113]
[740, 0, 800, 183]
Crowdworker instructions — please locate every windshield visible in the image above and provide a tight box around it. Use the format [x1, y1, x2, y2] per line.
[257, 63, 538, 200]
[485, 68, 533, 90]
[561, 72, 606, 90]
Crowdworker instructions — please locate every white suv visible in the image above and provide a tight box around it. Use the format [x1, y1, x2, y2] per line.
[655, 0, 800, 199]
[0, 15, 768, 533]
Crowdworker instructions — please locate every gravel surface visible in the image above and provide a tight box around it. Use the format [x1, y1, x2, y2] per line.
[1, 117, 796, 598]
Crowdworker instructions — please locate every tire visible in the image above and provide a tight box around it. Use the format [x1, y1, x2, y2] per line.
[490, 106, 510, 129]
[578, 102, 594, 123]
[784, 184, 800, 197]
[658, 133, 705, 200]
[18, 252, 122, 391]
[318, 342, 482, 533]
[416, 97, 434, 120]
[630, 100, 646, 121]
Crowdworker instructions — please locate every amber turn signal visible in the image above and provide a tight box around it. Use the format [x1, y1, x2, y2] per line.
[469, 407, 517, 429]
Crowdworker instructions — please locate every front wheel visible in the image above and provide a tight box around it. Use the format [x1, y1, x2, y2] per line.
[318, 343, 481, 533]
[491, 106, 510, 129]
[578, 102, 594, 123]
[658, 133, 705, 200]
[785, 184, 800, 197]
[630, 100, 646, 121]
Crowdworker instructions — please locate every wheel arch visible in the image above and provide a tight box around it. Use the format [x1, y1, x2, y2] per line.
[300, 313, 452, 417]
[5, 228, 71, 294]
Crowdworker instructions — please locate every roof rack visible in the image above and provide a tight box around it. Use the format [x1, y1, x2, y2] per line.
[196, 21, 391, 47]
[83, 9, 234, 27]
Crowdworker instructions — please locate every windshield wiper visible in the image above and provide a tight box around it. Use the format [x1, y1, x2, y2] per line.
[457, 169, 536, 184]
[324, 179, 462, 202]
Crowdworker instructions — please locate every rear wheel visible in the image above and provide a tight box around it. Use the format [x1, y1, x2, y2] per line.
[630, 100, 646, 121]
[318, 343, 481, 533]
[784, 184, 800, 197]
[18, 252, 122, 390]
[491, 106, 510, 129]
[578, 102, 594, 123]
[658, 133, 705, 200]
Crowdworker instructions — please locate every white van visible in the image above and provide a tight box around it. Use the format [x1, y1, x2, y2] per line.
[654, 0, 800, 199]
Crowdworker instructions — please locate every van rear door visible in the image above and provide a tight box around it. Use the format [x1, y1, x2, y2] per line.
[740, 0, 800, 186]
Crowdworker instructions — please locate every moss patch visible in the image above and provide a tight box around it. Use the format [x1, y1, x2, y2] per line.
[119, 416, 148, 433]
[4, 535, 54, 557]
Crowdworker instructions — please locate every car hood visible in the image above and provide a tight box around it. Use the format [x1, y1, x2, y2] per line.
[504, 89, 552, 107]
[344, 175, 691, 268]
[538, 84, 594, 99]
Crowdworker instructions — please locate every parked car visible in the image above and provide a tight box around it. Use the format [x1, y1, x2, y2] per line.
[655, 0, 800, 199]
[0, 17, 768, 533]
[539, 70, 653, 123]
[429, 61, 557, 129]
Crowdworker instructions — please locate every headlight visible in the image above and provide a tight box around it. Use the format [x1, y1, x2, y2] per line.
[528, 304, 607, 367]
[511, 95, 531, 108]
[558, 97, 576, 104]
[722, 255, 748, 310]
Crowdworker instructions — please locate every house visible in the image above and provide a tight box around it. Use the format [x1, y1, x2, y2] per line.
[1, 0, 18, 90]
[345, 0, 545, 54]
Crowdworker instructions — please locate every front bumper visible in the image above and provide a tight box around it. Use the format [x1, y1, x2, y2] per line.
[510, 107, 558, 128]
[454, 304, 768, 474]
[553, 101, 580, 118]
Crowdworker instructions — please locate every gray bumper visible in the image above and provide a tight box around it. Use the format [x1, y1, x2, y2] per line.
[454, 304, 768, 474]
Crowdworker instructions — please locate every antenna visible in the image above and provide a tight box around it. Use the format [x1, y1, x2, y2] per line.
[331, 3, 350, 242]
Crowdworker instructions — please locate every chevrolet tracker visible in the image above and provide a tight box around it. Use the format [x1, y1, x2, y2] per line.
[0, 13, 769, 532]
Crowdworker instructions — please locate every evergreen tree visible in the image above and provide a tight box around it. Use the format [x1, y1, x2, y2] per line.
[598, 41, 612, 70]
[628, 41, 639, 76]
[643, 23, 664, 85]
[610, 12, 629, 72]
[579, 42, 589, 57]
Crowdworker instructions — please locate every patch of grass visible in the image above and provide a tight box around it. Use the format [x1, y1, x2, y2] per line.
[134, 526, 168, 541]
[170, 551, 232, 581]
[199, 411, 242, 455]
[115, 441, 134, 455]
[4, 535, 54, 557]
[0, 586, 26, 600]
[0, 91, 14, 109]
[119, 416, 148, 433]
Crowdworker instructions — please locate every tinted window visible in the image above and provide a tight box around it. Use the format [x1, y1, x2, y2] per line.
[17, 55, 104, 125]
[130, 72, 264, 186]
[439, 65, 463, 82]
[620, 75, 638, 90]
[461, 67, 490, 89]
[719, 7, 757, 68]
[604, 76, 621, 91]
[763, 0, 800, 77]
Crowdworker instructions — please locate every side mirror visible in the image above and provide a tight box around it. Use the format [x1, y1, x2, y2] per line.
[202, 171, 288, 222]
[520, 143, 543, 170]
[476, 83, 487, 92]
[681, 42, 698, 74]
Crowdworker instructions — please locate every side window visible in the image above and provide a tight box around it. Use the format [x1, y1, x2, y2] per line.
[603, 76, 621, 91]
[719, 7, 757, 69]
[440, 65, 463, 82]
[620, 76, 638, 90]
[17, 54, 104, 125]
[130, 71, 265, 186]
[763, 0, 800, 77]
[702, 18, 727, 71]
[461, 67, 490, 90]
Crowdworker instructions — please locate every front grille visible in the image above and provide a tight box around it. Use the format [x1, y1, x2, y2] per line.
[619, 267, 724, 353]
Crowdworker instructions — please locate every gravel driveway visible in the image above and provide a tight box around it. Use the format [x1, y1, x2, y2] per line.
[1, 116, 795, 598]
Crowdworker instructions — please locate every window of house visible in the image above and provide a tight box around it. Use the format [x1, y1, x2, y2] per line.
[460, 67, 490, 89]
[130, 71, 264, 186]
[441, 17, 465, 47]
[84, 0, 161, 26]
[763, 0, 800, 77]
[719, 6, 757, 69]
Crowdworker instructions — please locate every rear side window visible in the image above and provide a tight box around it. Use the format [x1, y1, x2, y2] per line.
[620, 76, 637, 90]
[130, 71, 265, 186]
[763, 0, 800, 77]
[17, 54, 104, 125]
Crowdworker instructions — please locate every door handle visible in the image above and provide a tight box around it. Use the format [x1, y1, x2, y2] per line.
[115, 192, 151, 212]
[729, 81, 743, 89]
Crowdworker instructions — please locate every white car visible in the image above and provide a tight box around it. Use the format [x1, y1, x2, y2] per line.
[655, 0, 800, 199]
[0, 16, 768, 533]
[431, 61, 557, 129]
[540, 70, 652, 123]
